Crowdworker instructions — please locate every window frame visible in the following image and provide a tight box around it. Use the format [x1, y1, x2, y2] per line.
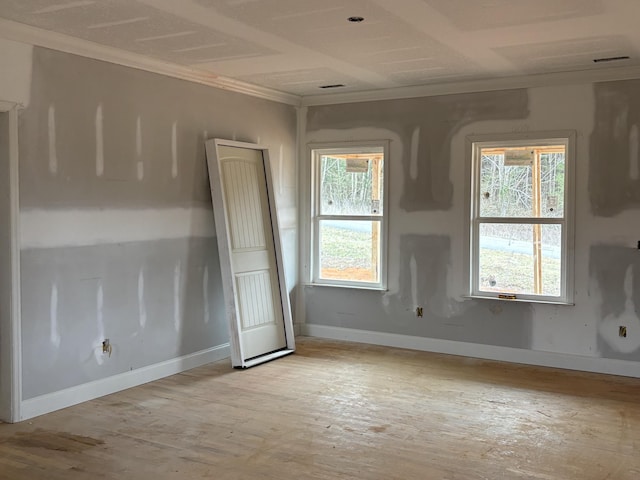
[310, 141, 389, 290]
[466, 132, 575, 305]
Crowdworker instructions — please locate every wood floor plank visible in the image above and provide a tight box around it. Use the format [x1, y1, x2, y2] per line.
[1, 337, 640, 479]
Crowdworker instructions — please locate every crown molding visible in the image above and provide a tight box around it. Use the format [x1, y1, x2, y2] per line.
[0, 18, 301, 106]
[4, 18, 640, 109]
[301, 65, 640, 106]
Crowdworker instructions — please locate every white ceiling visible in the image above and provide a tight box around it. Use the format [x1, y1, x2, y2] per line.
[1, 0, 640, 97]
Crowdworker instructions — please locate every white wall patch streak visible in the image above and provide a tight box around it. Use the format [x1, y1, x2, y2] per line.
[171, 121, 178, 179]
[96, 103, 104, 177]
[279, 144, 284, 196]
[136, 162, 144, 181]
[94, 283, 105, 365]
[138, 267, 146, 328]
[136, 115, 144, 181]
[136, 116, 143, 156]
[49, 283, 60, 348]
[410, 126, 420, 180]
[410, 255, 418, 307]
[174, 261, 181, 331]
[203, 266, 210, 324]
[630, 124, 639, 181]
[47, 104, 57, 175]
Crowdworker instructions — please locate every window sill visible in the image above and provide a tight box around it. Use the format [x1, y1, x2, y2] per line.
[464, 294, 574, 306]
[306, 282, 388, 292]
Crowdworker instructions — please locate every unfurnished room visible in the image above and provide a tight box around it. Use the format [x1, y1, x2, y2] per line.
[0, 1, 639, 479]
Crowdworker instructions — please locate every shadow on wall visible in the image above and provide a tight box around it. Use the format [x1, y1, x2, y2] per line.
[307, 89, 529, 212]
[590, 245, 640, 361]
[590, 80, 640, 216]
[306, 234, 533, 350]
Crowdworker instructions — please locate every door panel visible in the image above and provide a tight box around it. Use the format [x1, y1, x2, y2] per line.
[216, 145, 286, 361]
[222, 159, 266, 250]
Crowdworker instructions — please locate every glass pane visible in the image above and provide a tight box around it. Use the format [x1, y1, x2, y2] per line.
[479, 145, 565, 218]
[540, 152, 565, 218]
[479, 223, 533, 294]
[478, 223, 562, 297]
[480, 152, 532, 217]
[319, 220, 380, 283]
[540, 224, 562, 296]
[319, 151, 383, 215]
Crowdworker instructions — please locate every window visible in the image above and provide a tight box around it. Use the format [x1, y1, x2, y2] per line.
[311, 143, 388, 289]
[468, 133, 574, 304]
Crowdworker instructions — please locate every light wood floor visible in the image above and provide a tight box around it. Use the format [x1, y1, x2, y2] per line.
[1, 337, 640, 479]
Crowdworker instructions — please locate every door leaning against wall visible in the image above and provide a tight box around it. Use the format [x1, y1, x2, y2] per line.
[205, 139, 295, 368]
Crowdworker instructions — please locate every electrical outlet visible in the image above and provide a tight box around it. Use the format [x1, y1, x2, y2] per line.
[619, 326, 627, 338]
[416, 306, 423, 317]
[102, 339, 110, 353]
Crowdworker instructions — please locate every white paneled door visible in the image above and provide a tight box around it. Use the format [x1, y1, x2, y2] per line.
[206, 140, 294, 368]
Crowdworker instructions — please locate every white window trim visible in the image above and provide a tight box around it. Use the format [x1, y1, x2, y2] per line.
[309, 141, 390, 290]
[465, 131, 576, 305]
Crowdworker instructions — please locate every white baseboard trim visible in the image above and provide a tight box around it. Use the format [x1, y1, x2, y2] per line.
[20, 343, 230, 421]
[301, 324, 640, 379]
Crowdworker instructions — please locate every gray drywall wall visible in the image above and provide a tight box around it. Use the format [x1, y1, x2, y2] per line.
[21, 238, 224, 398]
[20, 48, 297, 210]
[305, 234, 532, 348]
[304, 89, 533, 349]
[304, 82, 640, 367]
[19, 47, 297, 399]
[590, 245, 640, 362]
[0, 112, 12, 419]
[590, 80, 640, 217]
[307, 89, 528, 212]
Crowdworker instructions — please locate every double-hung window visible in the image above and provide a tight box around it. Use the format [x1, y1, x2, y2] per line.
[311, 143, 388, 289]
[469, 133, 574, 304]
